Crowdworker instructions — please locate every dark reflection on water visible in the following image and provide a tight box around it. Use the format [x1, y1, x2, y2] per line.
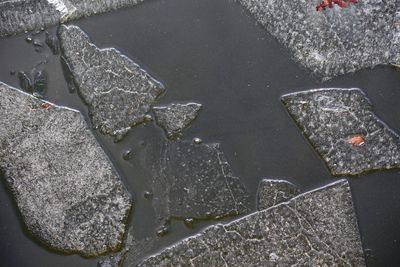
[0, 0, 399, 266]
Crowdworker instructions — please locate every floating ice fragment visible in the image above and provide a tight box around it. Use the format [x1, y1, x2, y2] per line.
[282, 88, 400, 175]
[152, 102, 202, 139]
[122, 149, 133, 160]
[143, 191, 152, 199]
[156, 225, 170, 237]
[58, 25, 165, 140]
[183, 217, 195, 229]
[17, 69, 47, 98]
[0, 0, 146, 36]
[0, 81, 132, 256]
[193, 137, 203, 144]
[237, 0, 400, 79]
[139, 180, 365, 266]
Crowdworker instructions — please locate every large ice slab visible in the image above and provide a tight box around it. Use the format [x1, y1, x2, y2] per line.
[59, 25, 165, 139]
[237, 0, 400, 79]
[282, 88, 400, 176]
[0, 82, 132, 256]
[139, 179, 365, 266]
[0, 0, 144, 36]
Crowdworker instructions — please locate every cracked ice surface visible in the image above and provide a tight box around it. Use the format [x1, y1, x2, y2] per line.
[282, 88, 400, 176]
[237, 0, 400, 79]
[142, 140, 251, 221]
[0, 0, 144, 36]
[0, 82, 132, 256]
[152, 103, 202, 139]
[139, 180, 365, 266]
[257, 179, 300, 210]
[59, 25, 165, 139]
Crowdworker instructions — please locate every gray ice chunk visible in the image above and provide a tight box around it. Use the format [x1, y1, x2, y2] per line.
[0, 0, 145, 36]
[59, 25, 165, 139]
[139, 180, 365, 266]
[152, 102, 202, 139]
[282, 88, 400, 176]
[143, 140, 251, 222]
[0, 82, 132, 256]
[237, 0, 400, 79]
[257, 179, 300, 210]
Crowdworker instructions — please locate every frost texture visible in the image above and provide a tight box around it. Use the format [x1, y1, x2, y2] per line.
[237, 0, 400, 79]
[0, 0, 144, 36]
[139, 180, 365, 266]
[59, 25, 165, 139]
[0, 82, 132, 256]
[257, 179, 300, 210]
[143, 141, 251, 222]
[152, 103, 202, 139]
[282, 88, 400, 175]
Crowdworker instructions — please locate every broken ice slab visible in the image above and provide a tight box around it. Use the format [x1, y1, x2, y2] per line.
[237, 0, 400, 79]
[152, 102, 202, 139]
[0, 0, 145, 36]
[139, 179, 365, 266]
[282, 88, 400, 176]
[143, 140, 251, 222]
[0, 82, 132, 256]
[257, 179, 300, 210]
[59, 25, 165, 139]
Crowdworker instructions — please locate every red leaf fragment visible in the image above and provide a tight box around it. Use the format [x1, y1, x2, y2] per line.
[316, 0, 357, 11]
[346, 135, 365, 147]
[41, 103, 51, 110]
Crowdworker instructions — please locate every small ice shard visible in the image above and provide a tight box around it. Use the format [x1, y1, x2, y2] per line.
[152, 102, 202, 139]
[257, 179, 300, 210]
[17, 71, 33, 92]
[33, 39, 44, 47]
[17, 69, 47, 98]
[139, 180, 365, 266]
[143, 140, 251, 222]
[0, 81, 132, 256]
[193, 137, 203, 144]
[0, 0, 146, 36]
[58, 25, 165, 139]
[282, 88, 400, 175]
[236, 0, 400, 79]
[32, 70, 47, 98]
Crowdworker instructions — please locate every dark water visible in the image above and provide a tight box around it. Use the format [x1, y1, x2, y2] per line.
[1, 0, 400, 266]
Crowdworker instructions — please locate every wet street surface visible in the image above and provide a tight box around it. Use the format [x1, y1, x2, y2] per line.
[1, 0, 400, 266]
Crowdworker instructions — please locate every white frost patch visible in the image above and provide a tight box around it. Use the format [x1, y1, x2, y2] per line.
[310, 51, 326, 62]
